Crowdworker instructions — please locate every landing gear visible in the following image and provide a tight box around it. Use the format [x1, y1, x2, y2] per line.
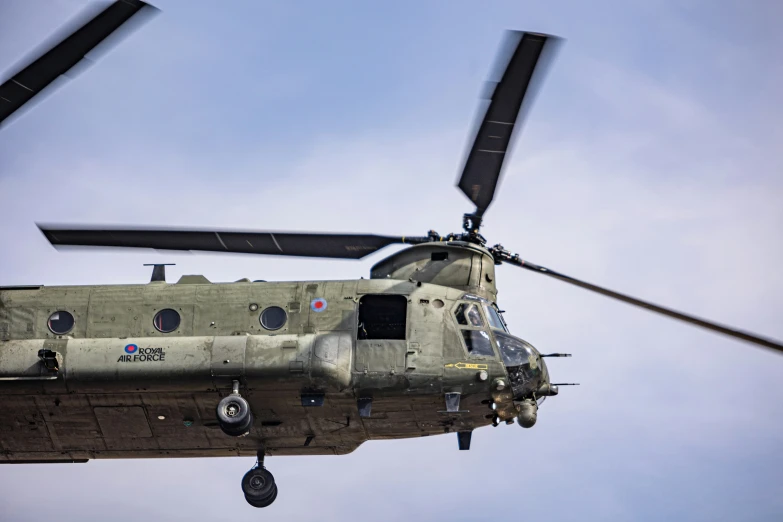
[242, 451, 277, 508]
[216, 380, 254, 437]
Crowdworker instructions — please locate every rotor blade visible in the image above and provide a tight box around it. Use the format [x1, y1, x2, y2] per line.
[457, 31, 559, 217]
[37, 225, 429, 259]
[500, 254, 783, 354]
[0, 0, 155, 127]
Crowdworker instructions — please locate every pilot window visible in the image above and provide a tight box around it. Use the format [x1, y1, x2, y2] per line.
[461, 330, 494, 356]
[453, 302, 495, 357]
[485, 305, 507, 332]
[455, 303, 484, 328]
[358, 294, 407, 340]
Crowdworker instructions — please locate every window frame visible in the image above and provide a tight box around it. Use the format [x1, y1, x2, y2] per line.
[47, 310, 75, 335]
[152, 308, 181, 334]
[259, 305, 288, 331]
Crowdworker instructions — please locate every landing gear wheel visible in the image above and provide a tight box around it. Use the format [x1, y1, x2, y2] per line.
[242, 468, 277, 508]
[216, 394, 253, 436]
[245, 484, 278, 508]
[242, 467, 274, 499]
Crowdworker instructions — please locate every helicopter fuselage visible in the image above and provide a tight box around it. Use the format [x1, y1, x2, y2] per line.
[0, 269, 545, 463]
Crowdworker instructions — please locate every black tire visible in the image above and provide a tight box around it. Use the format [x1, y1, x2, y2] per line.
[219, 412, 254, 437]
[242, 468, 275, 502]
[216, 395, 253, 436]
[245, 484, 278, 508]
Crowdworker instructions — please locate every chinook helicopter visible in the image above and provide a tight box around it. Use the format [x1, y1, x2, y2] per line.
[2, 0, 782, 510]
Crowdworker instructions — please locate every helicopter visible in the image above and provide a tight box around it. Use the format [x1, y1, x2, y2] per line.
[1, 0, 782, 510]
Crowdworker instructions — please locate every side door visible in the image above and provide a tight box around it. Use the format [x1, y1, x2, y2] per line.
[354, 294, 408, 375]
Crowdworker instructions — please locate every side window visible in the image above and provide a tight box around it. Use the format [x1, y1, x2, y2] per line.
[453, 302, 494, 357]
[153, 309, 180, 333]
[455, 303, 484, 328]
[358, 294, 407, 340]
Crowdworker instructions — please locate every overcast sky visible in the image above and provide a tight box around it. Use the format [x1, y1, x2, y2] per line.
[1, 0, 782, 520]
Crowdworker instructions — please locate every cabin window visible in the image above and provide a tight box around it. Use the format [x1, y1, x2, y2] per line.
[260, 306, 287, 330]
[48, 311, 74, 335]
[358, 295, 407, 340]
[153, 309, 180, 333]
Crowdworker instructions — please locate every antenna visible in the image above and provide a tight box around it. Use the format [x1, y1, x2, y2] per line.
[143, 263, 175, 283]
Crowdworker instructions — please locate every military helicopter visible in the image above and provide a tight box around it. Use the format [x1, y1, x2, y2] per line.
[1, 0, 781, 510]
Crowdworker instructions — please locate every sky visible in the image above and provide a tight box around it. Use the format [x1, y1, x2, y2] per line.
[1, 0, 782, 520]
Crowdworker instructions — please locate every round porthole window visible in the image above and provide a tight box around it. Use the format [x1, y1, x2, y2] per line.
[48, 311, 74, 335]
[153, 309, 180, 333]
[260, 306, 287, 331]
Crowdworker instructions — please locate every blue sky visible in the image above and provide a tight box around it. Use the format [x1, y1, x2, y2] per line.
[1, 1, 782, 520]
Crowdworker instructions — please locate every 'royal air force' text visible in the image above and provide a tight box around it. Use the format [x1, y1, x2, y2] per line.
[117, 347, 166, 363]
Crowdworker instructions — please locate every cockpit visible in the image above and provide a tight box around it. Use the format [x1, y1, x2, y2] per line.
[456, 294, 548, 400]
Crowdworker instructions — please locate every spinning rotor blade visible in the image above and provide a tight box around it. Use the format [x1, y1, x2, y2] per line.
[457, 31, 558, 218]
[38, 225, 429, 259]
[498, 253, 783, 354]
[0, 0, 156, 127]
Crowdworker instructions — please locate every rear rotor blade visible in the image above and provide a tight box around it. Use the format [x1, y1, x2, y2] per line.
[457, 31, 559, 217]
[38, 225, 428, 259]
[0, 0, 155, 127]
[497, 252, 783, 354]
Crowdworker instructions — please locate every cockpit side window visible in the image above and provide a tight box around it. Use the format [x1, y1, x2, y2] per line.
[461, 330, 494, 356]
[453, 301, 494, 357]
[455, 303, 484, 328]
[455, 303, 468, 326]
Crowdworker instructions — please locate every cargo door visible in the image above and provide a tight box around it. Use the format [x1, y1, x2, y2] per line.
[354, 295, 407, 375]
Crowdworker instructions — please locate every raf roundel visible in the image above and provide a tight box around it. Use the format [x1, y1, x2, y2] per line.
[310, 298, 328, 313]
[125, 344, 138, 354]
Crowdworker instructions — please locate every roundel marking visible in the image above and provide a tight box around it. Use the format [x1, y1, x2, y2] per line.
[310, 298, 328, 312]
[125, 344, 138, 354]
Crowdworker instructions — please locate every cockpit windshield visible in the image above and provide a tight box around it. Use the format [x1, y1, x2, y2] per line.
[495, 331, 536, 367]
[485, 305, 507, 332]
[495, 332, 545, 398]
